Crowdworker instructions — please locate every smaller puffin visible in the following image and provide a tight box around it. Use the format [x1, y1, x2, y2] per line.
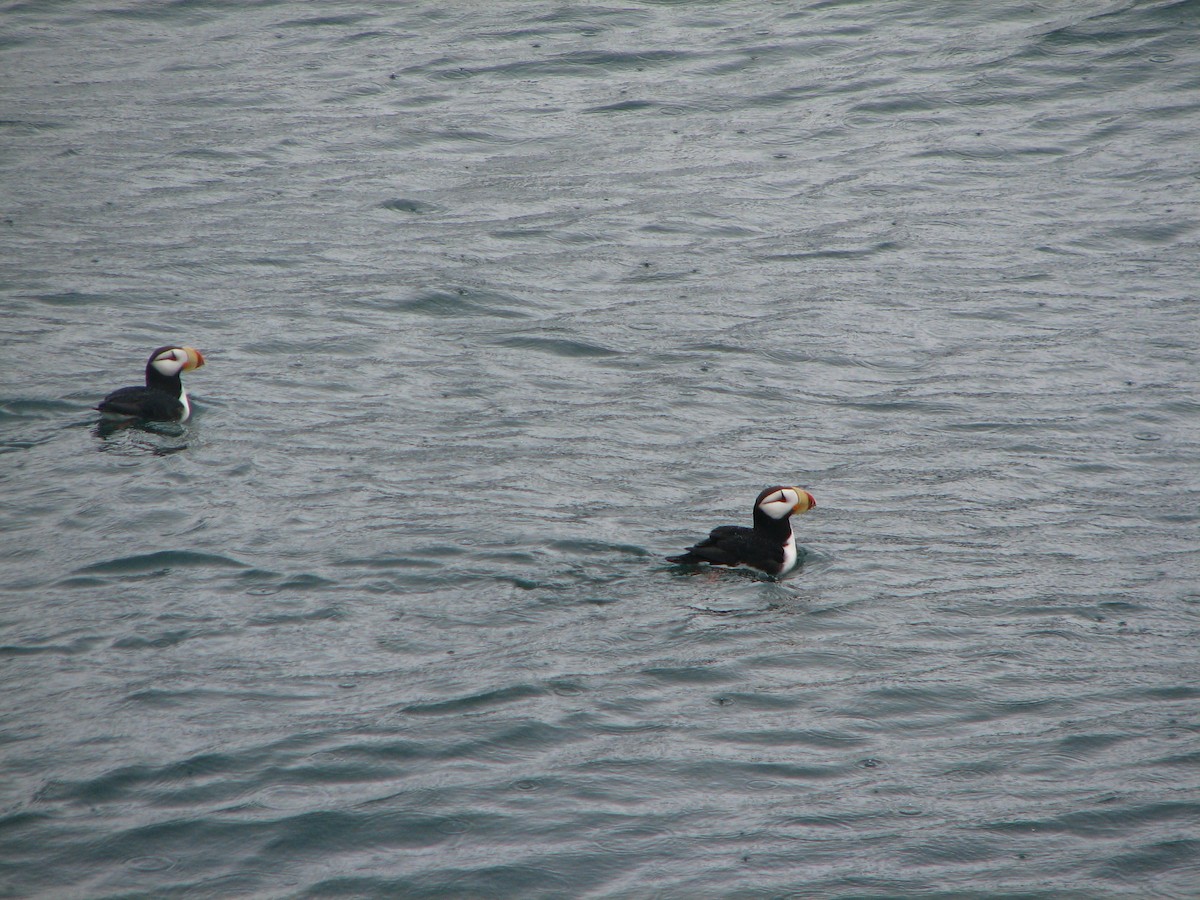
[96, 345, 206, 422]
[667, 485, 816, 577]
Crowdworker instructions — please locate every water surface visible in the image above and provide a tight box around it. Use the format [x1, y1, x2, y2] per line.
[2, 1, 1199, 897]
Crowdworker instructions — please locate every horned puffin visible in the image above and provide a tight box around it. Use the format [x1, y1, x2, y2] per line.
[96, 345, 206, 422]
[666, 485, 816, 577]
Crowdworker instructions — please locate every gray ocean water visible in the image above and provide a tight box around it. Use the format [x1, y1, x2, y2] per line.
[3, 1, 1199, 897]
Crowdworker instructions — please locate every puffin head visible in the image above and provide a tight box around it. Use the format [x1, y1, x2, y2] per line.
[148, 346, 205, 377]
[756, 485, 816, 520]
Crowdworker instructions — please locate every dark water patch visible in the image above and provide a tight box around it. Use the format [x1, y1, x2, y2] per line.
[1045, 732, 1130, 763]
[449, 48, 695, 80]
[939, 757, 1010, 780]
[62, 817, 278, 890]
[0, 118, 67, 134]
[335, 549, 465, 570]
[710, 728, 867, 750]
[30, 290, 108, 307]
[385, 90, 454, 110]
[335, 29, 394, 45]
[1153, 749, 1200, 768]
[0, 398, 82, 427]
[402, 683, 547, 717]
[859, 684, 984, 719]
[247, 605, 344, 627]
[379, 197, 438, 214]
[585, 99, 657, 114]
[53, 575, 109, 589]
[94, 2, 225, 23]
[0, 635, 102, 657]
[243, 255, 305, 269]
[112, 627, 228, 650]
[640, 665, 737, 686]
[273, 13, 374, 29]
[306, 864, 576, 900]
[42, 753, 253, 807]
[709, 691, 800, 711]
[389, 54, 464, 79]
[640, 218, 759, 238]
[321, 83, 387, 103]
[776, 810, 885, 837]
[983, 800, 1200, 840]
[679, 341, 755, 356]
[234, 567, 288, 585]
[125, 686, 322, 709]
[530, 5, 651, 28]
[900, 834, 1007, 867]
[1134, 685, 1200, 702]
[439, 720, 577, 763]
[174, 147, 243, 162]
[490, 226, 552, 240]
[277, 573, 337, 591]
[241, 334, 376, 356]
[365, 288, 532, 319]
[546, 538, 650, 557]
[1095, 838, 1200, 884]
[1105, 220, 1196, 245]
[840, 397, 959, 414]
[914, 143, 1068, 160]
[123, 854, 177, 874]
[0, 809, 54, 841]
[492, 336, 622, 359]
[416, 127, 523, 147]
[691, 759, 842, 783]
[762, 74, 896, 105]
[499, 573, 554, 592]
[77, 550, 247, 575]
[850, 94, 944, 116]
[944, 419, 1061, 434]
[323, 738, 431, 767]
[263, 808, 472, 856]
[757, 241, 900, 261]
[620, 264, 694, 284]
[739, 648, 864, 676]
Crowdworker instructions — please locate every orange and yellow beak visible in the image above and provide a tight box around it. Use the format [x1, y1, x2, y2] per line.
[182, 347, 205, 371]
[794, 489, 816, 513]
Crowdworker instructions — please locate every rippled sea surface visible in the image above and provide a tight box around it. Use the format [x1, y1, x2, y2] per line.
[3, 1, 1199, 897]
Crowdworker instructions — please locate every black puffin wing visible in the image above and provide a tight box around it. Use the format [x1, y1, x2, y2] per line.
[97, 387, 182, 420]
[97, 386, 143, 415]
[704, 525, 748, 543]
[684, 525, 756, 567]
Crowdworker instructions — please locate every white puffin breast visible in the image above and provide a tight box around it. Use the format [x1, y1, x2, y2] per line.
[780, 528, 798, 574]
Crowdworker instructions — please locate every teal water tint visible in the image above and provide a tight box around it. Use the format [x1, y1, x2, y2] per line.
[2, 0, 1199, 897]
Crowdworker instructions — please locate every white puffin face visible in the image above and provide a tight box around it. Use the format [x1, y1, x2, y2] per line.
[150, 346, 204, 376]
[757, 486, 816, 520]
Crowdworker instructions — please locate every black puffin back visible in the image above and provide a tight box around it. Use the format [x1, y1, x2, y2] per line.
[97, 386, 185, 420]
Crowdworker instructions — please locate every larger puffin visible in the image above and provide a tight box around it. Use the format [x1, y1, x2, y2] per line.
[667, 485, 816, 577]
[96, 345, 206, 422]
